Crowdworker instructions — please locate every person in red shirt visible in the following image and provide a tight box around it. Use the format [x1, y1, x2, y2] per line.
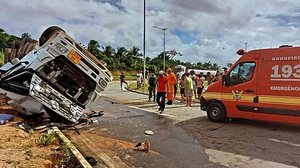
[156, 70, 169, 113]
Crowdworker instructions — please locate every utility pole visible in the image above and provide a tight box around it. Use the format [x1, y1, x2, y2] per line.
[143, 0, 146, 83]
[153, 26, 167, 71]
[240, 41, 248, 51]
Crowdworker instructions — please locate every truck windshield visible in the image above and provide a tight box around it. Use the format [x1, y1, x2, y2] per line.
[229, 62, 255, 85]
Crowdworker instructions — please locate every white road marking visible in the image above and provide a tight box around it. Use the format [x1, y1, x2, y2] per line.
[268, 138, 300, 147]
[206, 149, 296, 168]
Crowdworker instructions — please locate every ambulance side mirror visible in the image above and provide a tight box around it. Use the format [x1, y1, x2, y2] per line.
[222, 75, 229, 87]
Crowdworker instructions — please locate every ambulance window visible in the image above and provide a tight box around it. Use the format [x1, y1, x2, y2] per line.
[229, 62, 255, 86]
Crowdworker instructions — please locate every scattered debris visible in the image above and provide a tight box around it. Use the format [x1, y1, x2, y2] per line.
[17, 122, 34, 133]
[0, 113, 14, 125]
[145, 130, 154, 135]
[86, 110, 104, 118]
[134, 140, 150, 151]
[90, 119, 99, 124]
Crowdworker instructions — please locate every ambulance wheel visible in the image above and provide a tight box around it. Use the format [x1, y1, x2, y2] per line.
[207, 102, 227, 123]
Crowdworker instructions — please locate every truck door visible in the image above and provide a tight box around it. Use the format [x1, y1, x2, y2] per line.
[222, 61, 257, 119]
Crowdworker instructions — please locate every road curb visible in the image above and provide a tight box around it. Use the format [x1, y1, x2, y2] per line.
[126, 88, 148, 95]
[69, 132, 129, 168]
[51, 127, 92, 168]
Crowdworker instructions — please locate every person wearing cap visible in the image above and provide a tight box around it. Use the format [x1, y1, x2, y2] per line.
[166, 68, 176, 105]
[156, 70, 169, 113]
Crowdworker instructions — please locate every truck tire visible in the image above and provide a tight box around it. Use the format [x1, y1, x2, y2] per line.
[39, 26, 65, 47]
[207, 102, 227, 123]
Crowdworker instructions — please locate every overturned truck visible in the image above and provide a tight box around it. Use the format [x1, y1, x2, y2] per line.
[0, 26, 112, 122]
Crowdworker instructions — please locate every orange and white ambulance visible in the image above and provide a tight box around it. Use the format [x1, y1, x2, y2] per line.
[200, 46, 300, 125]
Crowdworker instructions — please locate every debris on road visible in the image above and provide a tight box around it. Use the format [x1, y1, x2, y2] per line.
[1, 26, 113, 123]
[0, 113, 14, 125]
[134, 140, 150, 151]
[145, 130, 154, 135]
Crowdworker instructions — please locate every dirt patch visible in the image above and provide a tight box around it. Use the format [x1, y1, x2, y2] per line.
[0, 125, 59, 168]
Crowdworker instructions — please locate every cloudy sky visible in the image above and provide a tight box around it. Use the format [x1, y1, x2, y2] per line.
[1, 0, 300, 67]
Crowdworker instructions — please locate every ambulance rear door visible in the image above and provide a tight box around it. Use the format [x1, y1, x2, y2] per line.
[254, 48, 300, 124]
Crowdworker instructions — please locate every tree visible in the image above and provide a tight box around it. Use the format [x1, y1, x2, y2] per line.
[87, 40, 100, 57]
[101, 45, 116, 70]
[21, 33, 31, 39]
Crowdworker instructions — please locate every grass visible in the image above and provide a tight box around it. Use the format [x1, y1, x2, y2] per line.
[37, 132, 57, 146]
[128, 82, 149, 93]
[111, 70, 137, 81]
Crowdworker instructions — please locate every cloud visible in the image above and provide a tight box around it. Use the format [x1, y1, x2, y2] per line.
[1, 0, 300, 67]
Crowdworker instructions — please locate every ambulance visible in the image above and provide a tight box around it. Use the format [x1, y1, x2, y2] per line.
[200, 46, 300, 125]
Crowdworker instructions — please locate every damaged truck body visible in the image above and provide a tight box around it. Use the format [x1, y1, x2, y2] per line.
[0, 26, 112, 122]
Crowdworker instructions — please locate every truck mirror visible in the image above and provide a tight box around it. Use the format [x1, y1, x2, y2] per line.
[222, 75, 229, 87]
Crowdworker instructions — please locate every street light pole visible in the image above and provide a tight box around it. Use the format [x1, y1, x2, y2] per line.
[143, 0, 146, 84]
[153, 26, 167, 71]
[240, 41, 248, 51]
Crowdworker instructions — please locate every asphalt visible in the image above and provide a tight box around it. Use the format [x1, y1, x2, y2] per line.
[81, 82, 221, 168]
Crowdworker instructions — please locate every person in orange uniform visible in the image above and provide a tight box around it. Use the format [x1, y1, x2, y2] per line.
[166, 68, 177, 105]
[156, 71, 169, 113]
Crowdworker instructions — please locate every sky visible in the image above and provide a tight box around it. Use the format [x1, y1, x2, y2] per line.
[1, 0, 300, 67]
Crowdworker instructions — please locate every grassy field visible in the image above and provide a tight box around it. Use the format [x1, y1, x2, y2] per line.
[111, 70, 138, 81]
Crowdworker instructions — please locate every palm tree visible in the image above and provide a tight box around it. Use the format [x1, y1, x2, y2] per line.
[87, 40, 100, 57]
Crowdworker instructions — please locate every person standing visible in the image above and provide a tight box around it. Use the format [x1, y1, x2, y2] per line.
[136, 71, 143, 89]
[148, 71, 156, 102]
[174, 73, 179, 100]
[184, 73, 193, 107]
[179, 74, 186, 103]
[195, 74, 204, 100]
[190, 70, 198, 100]
[166, 68, 176, 105]
[120, 72, 128, 90]
[156, 71, 169, 113]
[207, 72, 213, 85]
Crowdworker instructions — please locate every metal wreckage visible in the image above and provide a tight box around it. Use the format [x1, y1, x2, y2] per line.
[0, 26, 112, 123]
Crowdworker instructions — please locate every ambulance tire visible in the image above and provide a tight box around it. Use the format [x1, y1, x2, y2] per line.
[207, 102, 227, 123]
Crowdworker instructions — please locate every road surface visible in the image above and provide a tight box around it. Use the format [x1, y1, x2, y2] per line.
[67, 82, 300, 168]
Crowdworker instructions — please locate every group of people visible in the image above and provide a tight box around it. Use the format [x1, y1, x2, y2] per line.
[120, 68, 220, 114]
[148, 68, 211, 113]
[148, 68, 176, 113]
[178, 70, 207, 106]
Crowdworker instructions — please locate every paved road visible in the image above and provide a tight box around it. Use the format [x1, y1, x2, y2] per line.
[77, 82, 300, 168]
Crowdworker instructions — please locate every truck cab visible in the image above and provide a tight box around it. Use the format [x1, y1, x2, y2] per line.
[201, 46, 300, 125]
[0, 26, 112, 123]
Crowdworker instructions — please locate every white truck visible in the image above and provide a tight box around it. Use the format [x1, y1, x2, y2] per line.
[0, 26, 112, 123]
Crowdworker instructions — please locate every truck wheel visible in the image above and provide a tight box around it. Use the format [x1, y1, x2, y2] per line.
[39, 26, 65, 46]
[207, 102, 227, 123]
